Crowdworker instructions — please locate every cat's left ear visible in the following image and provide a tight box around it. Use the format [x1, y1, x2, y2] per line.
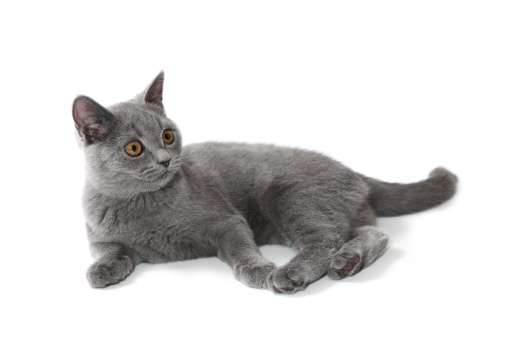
[143, 71, 165, 108]
[72, 96, 115, 144]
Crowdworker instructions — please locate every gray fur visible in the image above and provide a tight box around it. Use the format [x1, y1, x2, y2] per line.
[73, 72, 458, 294]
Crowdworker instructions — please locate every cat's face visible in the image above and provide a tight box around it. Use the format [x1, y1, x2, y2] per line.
[73, 72, 182, 197]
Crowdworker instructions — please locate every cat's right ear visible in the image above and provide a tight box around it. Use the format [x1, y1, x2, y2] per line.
[72, 96, 115, 144]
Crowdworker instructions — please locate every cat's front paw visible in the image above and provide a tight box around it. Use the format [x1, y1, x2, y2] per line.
[233, 261, 276, 289]
[87, 256, 134, 288]
[266, 266, 308, 294]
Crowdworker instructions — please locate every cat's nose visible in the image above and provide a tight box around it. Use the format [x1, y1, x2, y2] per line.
[159, 160, 171, 168]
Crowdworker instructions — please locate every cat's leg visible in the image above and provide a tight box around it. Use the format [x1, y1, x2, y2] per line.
[328, 225, 389, 280]
[266, 227, 345, 294]
[215, 217, 276, 289]
[87, 242, 142, 288]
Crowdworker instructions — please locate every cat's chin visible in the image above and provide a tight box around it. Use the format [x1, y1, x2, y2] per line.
[133, 170, 169, 183]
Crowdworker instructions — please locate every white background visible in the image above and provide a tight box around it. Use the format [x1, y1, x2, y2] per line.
[1, 1, 506, 337]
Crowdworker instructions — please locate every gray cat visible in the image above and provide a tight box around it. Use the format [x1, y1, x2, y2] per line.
[72, 72, 457, 294]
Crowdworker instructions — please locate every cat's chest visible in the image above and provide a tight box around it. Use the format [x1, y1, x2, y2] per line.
[84, 182, 233, 251]
[87, 191, 197, 234]
[84, 194, 213, 262]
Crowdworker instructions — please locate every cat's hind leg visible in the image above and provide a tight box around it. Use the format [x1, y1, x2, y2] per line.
[266, 227, 346, 294]
[328, 225, 389, 280]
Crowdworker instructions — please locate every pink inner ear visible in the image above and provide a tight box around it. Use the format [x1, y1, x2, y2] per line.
[88, 123, 107, 135]
[145, 72, 164, 107]
[73, 98, 98, 129]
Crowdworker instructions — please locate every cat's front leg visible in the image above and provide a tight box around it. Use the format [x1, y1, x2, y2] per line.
[87, 242, 141, 288]
[214, 218, 276, 289]
[232, 258, 276, 289]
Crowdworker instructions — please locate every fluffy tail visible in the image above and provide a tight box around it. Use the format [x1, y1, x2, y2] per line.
[360, 167, 458, 217]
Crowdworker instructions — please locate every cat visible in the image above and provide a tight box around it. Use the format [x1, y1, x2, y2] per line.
[72, 72, 458, 294]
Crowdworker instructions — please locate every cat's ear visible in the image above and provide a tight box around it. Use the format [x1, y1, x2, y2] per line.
[72, 96, 115, 144]
[143, 71, 165, 108]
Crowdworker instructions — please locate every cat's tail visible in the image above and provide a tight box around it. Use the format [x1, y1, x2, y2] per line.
[359, 167, 458, 217]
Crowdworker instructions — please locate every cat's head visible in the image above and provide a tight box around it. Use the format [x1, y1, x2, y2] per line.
[72, 72, 182, 197]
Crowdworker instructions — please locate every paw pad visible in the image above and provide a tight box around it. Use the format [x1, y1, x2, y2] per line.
[337, 256, 360, 276]
[328, 254, 362, 280]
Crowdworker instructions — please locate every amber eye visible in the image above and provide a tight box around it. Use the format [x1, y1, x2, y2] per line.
[125, 141, 142, 157]
[163, 129, 174, 144]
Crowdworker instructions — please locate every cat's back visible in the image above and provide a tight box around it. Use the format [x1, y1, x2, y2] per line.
[181, 142, 365, 194]
[182, 142, 345, 176]
[183, 142, 338, 167]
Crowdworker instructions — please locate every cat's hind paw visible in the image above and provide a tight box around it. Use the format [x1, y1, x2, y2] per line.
[328, 253, 362, 280]
[87, 256, 134, 288]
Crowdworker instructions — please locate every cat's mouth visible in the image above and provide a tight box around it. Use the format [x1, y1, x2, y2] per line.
[133, 168, 170, 182]
[133, 162, 180, 183]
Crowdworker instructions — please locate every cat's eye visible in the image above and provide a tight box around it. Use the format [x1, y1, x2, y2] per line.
[163, 129, 174, 144]
[125, 141, 142, 157]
